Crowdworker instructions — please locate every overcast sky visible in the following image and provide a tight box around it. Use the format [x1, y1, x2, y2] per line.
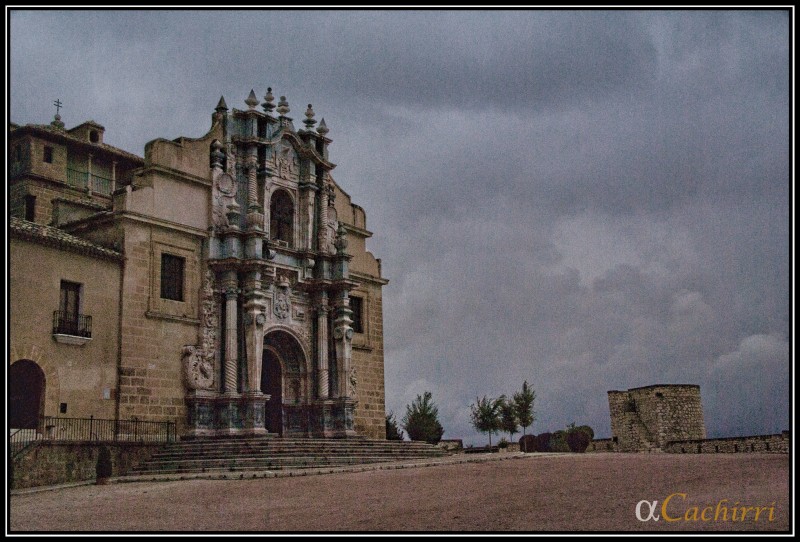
[9, 9, 792, 444]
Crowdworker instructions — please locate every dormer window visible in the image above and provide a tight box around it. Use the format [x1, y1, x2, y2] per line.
[89, 130, 99, 143]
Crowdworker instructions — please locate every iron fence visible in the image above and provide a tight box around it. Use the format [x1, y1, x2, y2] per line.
[10, 416, 177, 458]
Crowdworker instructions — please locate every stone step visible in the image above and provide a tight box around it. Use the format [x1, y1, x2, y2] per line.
[133, 437, 448, 475]
[132, 456, 411, 474]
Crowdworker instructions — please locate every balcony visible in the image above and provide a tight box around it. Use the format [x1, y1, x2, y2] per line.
[52, 310, 92, 345]
[65, 168, 114, 197]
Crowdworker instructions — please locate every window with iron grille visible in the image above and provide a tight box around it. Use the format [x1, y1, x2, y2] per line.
[350, 296, 364, 334]
[160, 254, 185, 301]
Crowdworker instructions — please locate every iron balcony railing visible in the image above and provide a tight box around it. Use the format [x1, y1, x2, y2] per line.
[91, 174, 114, 196]
[10, 416, 178, 458]
[66, 167, 89, 190]
[65, 168, 114, 196]
[52, 310, 92, 338]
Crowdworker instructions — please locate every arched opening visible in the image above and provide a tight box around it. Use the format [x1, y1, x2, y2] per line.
[9, 360, 46, 429]
[269, 190, 294, 247]
[262, 330, 307, 436]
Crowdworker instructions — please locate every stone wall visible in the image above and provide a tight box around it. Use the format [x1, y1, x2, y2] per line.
[351, 279, 386, 439]
[586, 438, 617, 452]
[10, 441, 161, 489]
[663, 431, 790, 454]
[9, 238, 121, 421]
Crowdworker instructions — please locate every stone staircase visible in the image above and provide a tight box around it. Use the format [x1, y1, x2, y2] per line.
[619, 412, 663, 453]
[128, 438, 449, 476]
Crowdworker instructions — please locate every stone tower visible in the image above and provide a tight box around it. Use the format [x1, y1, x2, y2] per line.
[608, 385, 706, 452]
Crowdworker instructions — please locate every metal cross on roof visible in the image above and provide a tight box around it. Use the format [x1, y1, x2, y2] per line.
[53, 99, 62, 116]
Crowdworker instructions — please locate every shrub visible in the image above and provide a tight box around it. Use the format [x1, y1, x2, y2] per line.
[566, 430, 591, 453]
[549, 431, 570, 452]
[402, 391, 445, 444]
[534, 432, 552, 452]
[385, 412, 405, 441]
[498, 438, 509, 449]
[519, 434, 536, 453]
[575, 425, 595, 441]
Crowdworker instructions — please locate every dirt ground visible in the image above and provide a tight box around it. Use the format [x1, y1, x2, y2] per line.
[9, 453, 791, 533]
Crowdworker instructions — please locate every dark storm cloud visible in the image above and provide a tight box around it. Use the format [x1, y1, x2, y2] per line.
[9, 10, 791, 444]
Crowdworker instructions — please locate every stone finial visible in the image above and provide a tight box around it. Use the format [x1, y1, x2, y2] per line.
[210, 139, 225, 169]
[262, 87, 275, 113]
[334, 223, 348, 254]
[316, 117, 329, 136]
[245, 89, 259, 110]
[215, 96, 228, 113]
[303, 104, 317, 130]
[277, 96, 290, 116]
[50, 113, 65, 130]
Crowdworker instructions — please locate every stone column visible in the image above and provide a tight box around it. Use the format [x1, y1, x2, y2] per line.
[316, 294, 330, 399]
[317, 182, 328, 251]
[333, 293, 354, 399]
[223, 273, 239, 395]
[87, 152, 94, 194]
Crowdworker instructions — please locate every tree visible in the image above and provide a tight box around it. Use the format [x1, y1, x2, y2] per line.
[499, 398, 519, 443]
[402, 391, 444, 444]
[512, 380, 536, 435]
[385, 411, 405, 441]
[470, 395, 504, 447]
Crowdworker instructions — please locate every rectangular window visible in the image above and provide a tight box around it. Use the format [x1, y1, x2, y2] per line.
[24, 195, 36, 222]
[160, 254, 185, 301]
[350, 296, 363, 334]
[43, 146, 53, 163]
[56, 280, 83, 335]
[60, 280, 81, 318]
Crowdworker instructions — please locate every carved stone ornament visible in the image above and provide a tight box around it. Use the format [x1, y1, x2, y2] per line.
[213, 172, 238, 227]
[273, 286, 291, 320]
[182, 345, 214, 390]
[348, 367, 358, 396]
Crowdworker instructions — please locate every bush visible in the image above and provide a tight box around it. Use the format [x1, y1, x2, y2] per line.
[96, 446, 113, 482]
[566, 430, 591, 453]
[498, 438, 509, 449]
[549, 431, 570, 452]
[534, 432, 552, 452]
[519, 434, 536, 453]
[385, 412, 405, 441]
[575, 425, 594, 441]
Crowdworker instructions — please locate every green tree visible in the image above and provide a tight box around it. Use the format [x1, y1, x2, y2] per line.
[470, 395, 504, 447]
[512, 380, 536, 435]
[402, 391, 445, 444]
[385, 411, 405, 441]
[499, 398, 519, 443]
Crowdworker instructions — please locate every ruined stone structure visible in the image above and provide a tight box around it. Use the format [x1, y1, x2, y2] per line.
[592, 384, 789, 454]
[9, 89, 388, 440]
[607, 385, 706, 452]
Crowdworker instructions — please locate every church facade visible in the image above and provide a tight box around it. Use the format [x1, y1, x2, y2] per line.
[9, 89, 388, 439]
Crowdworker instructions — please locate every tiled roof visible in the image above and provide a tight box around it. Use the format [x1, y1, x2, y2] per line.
[9, 216, 123, 261]
[11, 123, 144, 164]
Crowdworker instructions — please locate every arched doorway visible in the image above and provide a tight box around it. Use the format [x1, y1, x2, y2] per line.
[9, 360, 45, 429]
[262, 330, 307, 436]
